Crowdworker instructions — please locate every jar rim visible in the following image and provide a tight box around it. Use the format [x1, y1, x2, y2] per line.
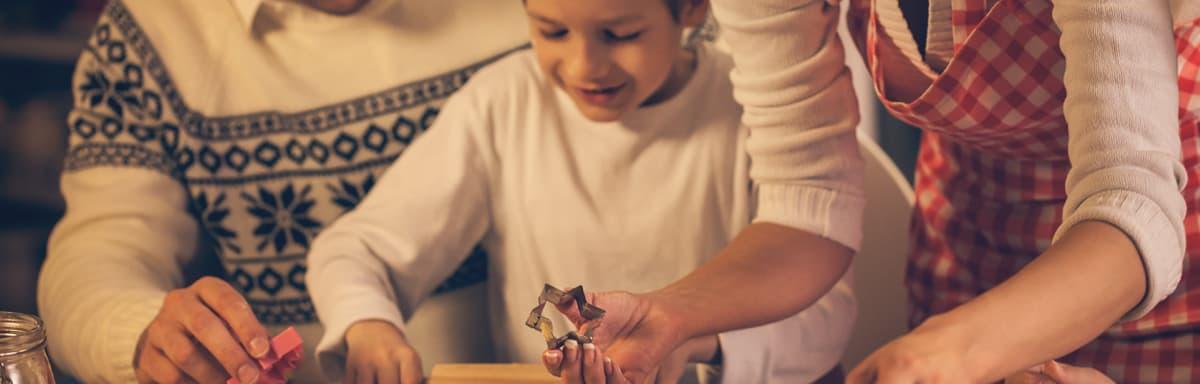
[0, 311, 46, 357]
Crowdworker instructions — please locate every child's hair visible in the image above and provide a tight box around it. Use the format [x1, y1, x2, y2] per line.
[663, 0, 685, 20]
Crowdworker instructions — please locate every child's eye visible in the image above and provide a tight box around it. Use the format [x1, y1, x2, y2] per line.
[604, 30, 642, 42]
[540, 29, 568, 40]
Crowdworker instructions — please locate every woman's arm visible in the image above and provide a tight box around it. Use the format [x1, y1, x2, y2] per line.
[851, 1, 1186, 382]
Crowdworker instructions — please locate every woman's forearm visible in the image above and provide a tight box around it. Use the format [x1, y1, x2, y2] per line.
[651, 222, 854, 340]
[921, 221, 1146, 381]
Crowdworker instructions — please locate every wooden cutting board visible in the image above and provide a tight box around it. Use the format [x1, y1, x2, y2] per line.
[426, 363, 559, 384]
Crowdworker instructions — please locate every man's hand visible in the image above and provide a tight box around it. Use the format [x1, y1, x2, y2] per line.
[344, 319, 423, 384]
[134, 277, 270, 384]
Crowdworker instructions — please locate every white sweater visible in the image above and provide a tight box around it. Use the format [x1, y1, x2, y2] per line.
[307, 48, 857, 383]
[710, 0, 1192, 320]
[38, 0, 528, 382]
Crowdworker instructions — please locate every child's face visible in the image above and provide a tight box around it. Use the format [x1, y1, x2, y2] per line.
[525, 0, 706, 122]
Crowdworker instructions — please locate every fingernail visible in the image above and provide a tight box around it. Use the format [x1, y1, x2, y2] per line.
[582, 343, 595, 362]
[564, 340, 578, 362]
[250, 337, 270, 357]
[238, 364, 259, 384]
[545, 350, 562, 365]
[604, 357, 613, 375]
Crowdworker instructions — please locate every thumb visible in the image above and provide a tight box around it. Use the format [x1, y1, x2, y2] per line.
[1043, 361, 1115, 384]
[607, 347, 657, 384]
[554, 290, 599, 326]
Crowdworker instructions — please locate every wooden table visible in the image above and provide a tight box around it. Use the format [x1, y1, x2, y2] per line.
[427, 364, 558, 384]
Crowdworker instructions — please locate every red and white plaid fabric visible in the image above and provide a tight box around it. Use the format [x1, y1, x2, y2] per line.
[847, 0, 1200, 381]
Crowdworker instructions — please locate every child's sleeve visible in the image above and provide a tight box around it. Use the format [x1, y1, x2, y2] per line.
[1051, 0, 1187, 321]
[710, 274, 856, 383]
[306, 79, 498, 380]
[710, 0, 866, 252]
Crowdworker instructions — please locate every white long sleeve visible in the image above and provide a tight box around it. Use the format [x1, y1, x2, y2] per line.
[39, 168, 199, 384]
[37, 9, 203, 379]
[1052, 0, 1187, 319]
[307, 72, 495, 380]
[709, 0, 866, 252]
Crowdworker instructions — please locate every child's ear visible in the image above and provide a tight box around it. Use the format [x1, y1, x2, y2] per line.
[679, 0, 710, 29]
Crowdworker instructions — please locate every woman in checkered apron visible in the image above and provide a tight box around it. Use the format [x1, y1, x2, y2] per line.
[710, 0, 1200, 382]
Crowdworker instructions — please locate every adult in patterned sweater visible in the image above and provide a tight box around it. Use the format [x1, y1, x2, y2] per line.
[36, 0, 527, 382]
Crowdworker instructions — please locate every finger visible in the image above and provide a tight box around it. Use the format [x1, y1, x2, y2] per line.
[544, 349, 564, 377]
[149, 322, 226, 383]
[1005, 371, 1055, 384]
[554, 291, 600, 327]
[1044, 361, 1115, 384]
[874, 365, 921, 384]
[604, 357, 624, 384]
[355, 364, 375, 384]
[578, 319, 605, 338]
[375, 356, 399, 384]
[168, 290, 260, 383]
[345, 363, 358, 384]
[140, 345, 191, 384]
[562, 340, 583, 384]
[193, 277, 271, 358]
[399, 349, 424, 384]
[608, 359, 630, 384]
[644, 367, 659, 384]
[554, 300, 587, 327]
[618, 363, 649, 384]
[583, 343, 606, 384]
[846, 359, 877, 384]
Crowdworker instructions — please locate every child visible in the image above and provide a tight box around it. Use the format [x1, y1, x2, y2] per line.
[307, 0, 855, 382]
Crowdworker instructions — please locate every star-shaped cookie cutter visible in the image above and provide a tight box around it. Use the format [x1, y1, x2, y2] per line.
[525, 284, 606, 349]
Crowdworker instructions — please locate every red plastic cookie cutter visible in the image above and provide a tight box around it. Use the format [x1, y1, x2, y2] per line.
[227, 326, 303, 384]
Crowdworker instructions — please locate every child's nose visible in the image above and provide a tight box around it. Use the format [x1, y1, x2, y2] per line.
[564, 39, 612, 82]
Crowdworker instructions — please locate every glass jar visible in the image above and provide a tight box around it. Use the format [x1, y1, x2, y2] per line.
[0, 311, 54, 384]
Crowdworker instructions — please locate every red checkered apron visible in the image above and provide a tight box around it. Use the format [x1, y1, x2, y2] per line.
[846, 0, 1200, 381]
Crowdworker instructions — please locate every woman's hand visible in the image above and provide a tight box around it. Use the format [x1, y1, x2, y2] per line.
[1004, 361, 1115, 384]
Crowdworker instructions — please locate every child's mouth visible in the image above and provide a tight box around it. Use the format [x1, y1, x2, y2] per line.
[575, 83, 625, 105]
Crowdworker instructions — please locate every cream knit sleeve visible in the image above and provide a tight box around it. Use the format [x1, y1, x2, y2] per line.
[1052, 0, 1187, 320]
[710, 0, 866, 251]
[38, 5, 200, 382]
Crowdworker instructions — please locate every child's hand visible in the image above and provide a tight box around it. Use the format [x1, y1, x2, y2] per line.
[344, 319, 423, 384]
[543, 290, 688, 383]
[655, 335, 718, 382]
[544, 339, 628, 384]
[543, 335, 717, 384]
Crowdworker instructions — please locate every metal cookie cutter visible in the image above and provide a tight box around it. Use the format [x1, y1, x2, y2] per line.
[525, 284, 606, 349]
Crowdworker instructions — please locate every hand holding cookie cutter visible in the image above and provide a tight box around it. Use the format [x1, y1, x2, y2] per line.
[525, 284, 606, 349]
